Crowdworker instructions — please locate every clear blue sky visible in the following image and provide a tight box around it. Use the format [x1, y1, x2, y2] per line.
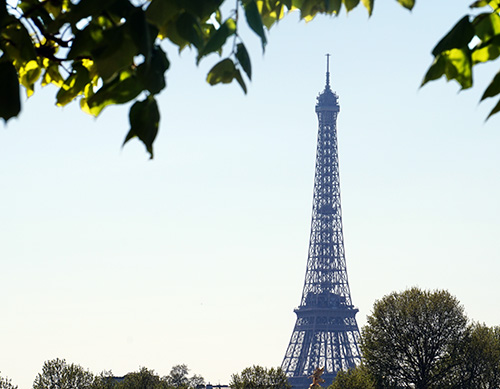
[2, 1, 500, 387]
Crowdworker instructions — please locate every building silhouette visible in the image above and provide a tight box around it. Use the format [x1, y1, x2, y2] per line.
[281, 56, 361, 387]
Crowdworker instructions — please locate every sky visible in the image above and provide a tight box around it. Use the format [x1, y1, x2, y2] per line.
[2, 0, 500, 387]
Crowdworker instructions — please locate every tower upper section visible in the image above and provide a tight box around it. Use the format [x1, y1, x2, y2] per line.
[316, 54, 340, 112]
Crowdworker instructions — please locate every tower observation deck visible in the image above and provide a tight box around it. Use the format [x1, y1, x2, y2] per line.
[281, 55, 361, 387]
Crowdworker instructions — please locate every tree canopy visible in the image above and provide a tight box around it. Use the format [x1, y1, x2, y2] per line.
[29, 361, 206, 389]
[453, 323, 500, 388]
[327, 365, 376, 389]
[361, 288, 468, 389]
[0, 373, 18, 389]
[33, 358, 95, 389]
[229, 365, 290, 389]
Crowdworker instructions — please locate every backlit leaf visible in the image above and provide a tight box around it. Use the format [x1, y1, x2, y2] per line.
[244, 0, 267, 51]
[56, 63, 91, 106]
[236, 43, 252, 80]
[361, 0, 374, 16]
[176, 12, 204, 49]
[444, 48, 473, 89]
[18, 59, 41, 97]
[145, 0, 180, 29]
[206, 58, 236, 85]
[67, 24, 104, 60]
[472, 37, 500, 63]
[469, 0, 490, 7]
[432, 16, 474, 56]
[0, 19, 37, 64]
[81, 74, 142, 116]
[473, 12, 500, 42]
[163, 21, 189, 50]
[328, 0, 342, 14]
[396, 0, 415, 10]
[343, 0, 360, 13]
[197, 18, 236, 62]
[42, 62, 64, 87]
[487, 97, 500, 119]
[92, 25, 138, 82]
[259, 1, 286, 29]
[123, 97, 160, 159]
[234, 69, 247, 94]
[0, 60, 21, 122]
[137, 46, 170, 94]
[422, 55, 446, 86]
[423, 48, 472, 89]
[128, 8, 156, 64]
[481, 71, 500, 100]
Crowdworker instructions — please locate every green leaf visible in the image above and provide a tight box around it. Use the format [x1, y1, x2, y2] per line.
[67, 24, 104, 60]
[432, 16, 474, 56]
[67, 0, 121, 25]
[423, 48, 472, 89]
[123, 97, 160, 159]
[197, 18, 236, 62]
[481, 71, 500, 100]
[234, 68, 247, 94]
[56, 62, 91, 106]
[444, 48, 473, 89]
[82, 73, 142, 116]
[361, 0, 374, 16]
[92, 25, 138, 82]
[327, 0, 342, 14]
[206, 58, 236, 85]
[469, 0, 492, 8]
[471, 36, 500, 63]
[137, 46, 170, 94]
[182, 0, 224, 21]
[0, 60, 21, 122]
[18, 59, 41, 97]
[343, 0, 360, 13]
[421, 55, 446, 86]
[486, 97, 500, 119]
[176, 12, 204, 49]
[128, 8, 156, 64]
[236, 43, 252, 80]
[260, 2, 285, 28]
[0, 1, 8, 22]
[145, 0, 181, 29]
[473, 12, 500, 42]
[0, 18, 37, 64]
[42, 61, 64, 87]
[244, 0, 267, 51]
[396, 0, 415, 10]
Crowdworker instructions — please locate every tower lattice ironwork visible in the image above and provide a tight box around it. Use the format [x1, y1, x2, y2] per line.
[281, 56, 361, 387]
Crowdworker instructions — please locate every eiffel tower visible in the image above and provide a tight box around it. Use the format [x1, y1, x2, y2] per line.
[281, 55, 361, 388]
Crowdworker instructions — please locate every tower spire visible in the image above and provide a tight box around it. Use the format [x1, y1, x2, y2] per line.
[325, 53, 331, 88]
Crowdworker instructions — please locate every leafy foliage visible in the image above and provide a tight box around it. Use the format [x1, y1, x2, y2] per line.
[422, 0, 500, 119]
[33, 358, 95, 389]
[229, 365, 290, 389]
[3, 0, 496, 158]
[1, 0, 414, 158]
[0, 373, 18, 389]
[113, 367, 169, 389]
[327, 365, 376, 389]
[361, 288, 468, 389]
[452, 323, 500, 388]
[164, 364, 204, 389]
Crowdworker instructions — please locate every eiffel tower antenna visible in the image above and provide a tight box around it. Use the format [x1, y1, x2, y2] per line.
[326, 53, 331, 87]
